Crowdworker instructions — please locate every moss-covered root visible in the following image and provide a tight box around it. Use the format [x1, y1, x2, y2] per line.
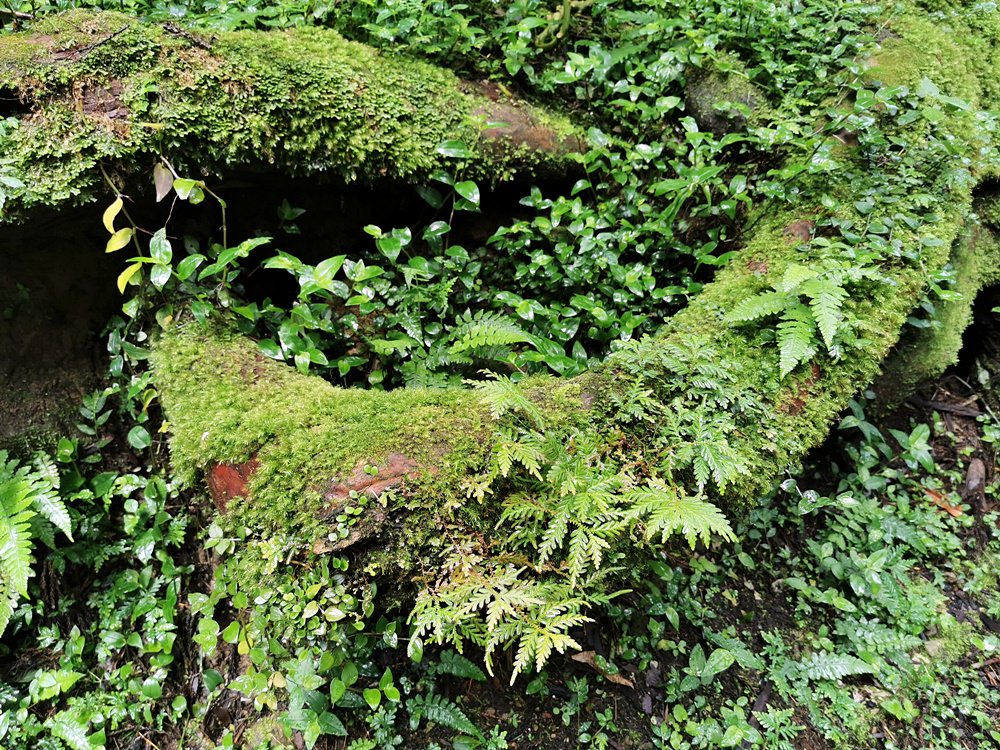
[875, 221, 1000, 405]
[154, 1, 1000, 551]
[152, 323, 595, 548]
[152, 323, 489, 540]
[0, 10, 582, 224]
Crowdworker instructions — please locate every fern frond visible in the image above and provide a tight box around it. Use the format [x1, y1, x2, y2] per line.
[408, 693, 480, 736]
[626, 479, 735, 548]
[801, 278, 848, 350]
[449, 310, 531, 355]
[473, 374, 545, 427]
[795, 652, 876, 682]
[48, 711, 91, 750]
[512, 625, 582, 682]
[538, 513, 569, 564]
[30, 484, 72, 542]
[725, 291, 789, 323]
[780, 263, 818, 292]
[492, 429, 545, 478]
[0, 476, 37, 635]
[436, 650, 488, 682]
[776, 304, 817, 377]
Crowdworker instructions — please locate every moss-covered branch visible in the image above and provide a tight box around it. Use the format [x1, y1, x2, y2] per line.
[155, 3, 1000, 528]
[0, 10, 581, 222]
[148, 1, 1000, 672]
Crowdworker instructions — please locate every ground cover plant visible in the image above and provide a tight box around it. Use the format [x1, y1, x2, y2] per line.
[0, 0, 999, 747]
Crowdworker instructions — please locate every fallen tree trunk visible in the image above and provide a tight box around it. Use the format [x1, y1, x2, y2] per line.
[0, 10, 581, 223]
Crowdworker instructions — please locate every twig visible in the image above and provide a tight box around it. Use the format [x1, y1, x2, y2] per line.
[75, 25, 131, 58]
[0, 7, 34, 20]
[908, 397, 981, 418]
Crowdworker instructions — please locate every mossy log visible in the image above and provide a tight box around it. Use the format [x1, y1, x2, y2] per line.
[150, 3, 1000, 568]
[1, 4, 998, 644]
[0, 10, 581, 223]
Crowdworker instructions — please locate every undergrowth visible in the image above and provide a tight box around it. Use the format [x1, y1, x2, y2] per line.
[1, 0, 1000, 748]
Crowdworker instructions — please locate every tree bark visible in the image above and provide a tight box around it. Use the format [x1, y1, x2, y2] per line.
[0, 10, 581, 224]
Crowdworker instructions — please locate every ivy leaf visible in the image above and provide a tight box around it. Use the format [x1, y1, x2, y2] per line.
[455, 180, 480, 207]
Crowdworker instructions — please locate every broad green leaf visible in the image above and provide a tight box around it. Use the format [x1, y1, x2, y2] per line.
[455, 180, 480, 207]
[175, 254, 205, 281]
[330, 679, 346, 703]
[173, 178, 205, 204]
[149, 229, 172, 264]
[702, 648, 736, 679]
[221, 621, 241, 644]
[363, 688, 381, 709]
[436, 140, 472, 158]
[314, 255, 346, 289]
[127, 425, 151, 450]
[150, 263, 172, 290]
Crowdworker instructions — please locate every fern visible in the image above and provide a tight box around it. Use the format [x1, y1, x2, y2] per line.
[30, 454, 72, 541]
[0, 451, 73, 636]
[47, 711, 92, 750]
[408, 560, 599, 683]
[626, 479, 735, 548]
[724, 254, 883, 377]
[725, 290, 790, 323]
[801, 278, 847, 349]
[0, 475, 37, 635]
[407, 693, 480, 737]
[435, 650, 487, 682]
[491, 428, 545, 479]
[473, 373, 545, 427]
[449, 310, 531, 355]
[776, 304, 818, 377]
[795, 652, 876, 682]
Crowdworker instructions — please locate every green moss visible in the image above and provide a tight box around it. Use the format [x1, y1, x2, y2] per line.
[0, 10, 581, 223]
[684, 53, 769, 134]
[876, 222, 1000, 401]
[153, 321, 494, 534]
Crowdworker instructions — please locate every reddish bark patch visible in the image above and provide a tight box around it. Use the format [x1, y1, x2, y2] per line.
[206, 457, 259, 512]
[312, 453, 424, 553]
[464, 83, 582, 155]
[322, 452, 421, 505]
[746, 258, 769, 274]
[781, 362, 821, 416]
[782, 219, 814, 245]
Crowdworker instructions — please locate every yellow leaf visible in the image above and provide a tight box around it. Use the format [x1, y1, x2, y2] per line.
[117, 262, 143, 294]
[103, 197, 123, 233]
[105, 228, 134, 253]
